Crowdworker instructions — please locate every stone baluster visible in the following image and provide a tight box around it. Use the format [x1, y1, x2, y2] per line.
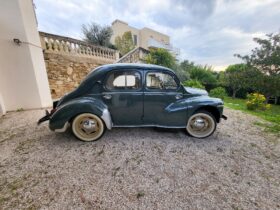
[86, 47, 91, 55]
[57, 40, 62, 52]
[67, 42, 71, 53]
[68, 42, 73, 53]
[64, 41, 69, 53]
[60, 40, 64, 52]
[72, 43, 76, 53]
[53, 39, 59, 52]
[45, 38, 50, 50]
[89, 47, 93, 56]
[63, 41, 68, 53]
[76, 44, 81, 54]
[81, 45, 85, 54]
[49, 38, 54, 51]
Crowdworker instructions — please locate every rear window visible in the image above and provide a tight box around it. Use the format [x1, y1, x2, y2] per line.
[105, 71, 141, 90]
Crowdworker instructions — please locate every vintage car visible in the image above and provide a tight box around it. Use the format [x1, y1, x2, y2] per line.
[38, 63, 227, 141]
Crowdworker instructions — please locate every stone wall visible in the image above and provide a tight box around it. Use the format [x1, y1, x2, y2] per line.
[44, 52, 109, 98]
[40, 32, 119, 99]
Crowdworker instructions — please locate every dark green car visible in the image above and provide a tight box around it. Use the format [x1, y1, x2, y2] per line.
[38, 63, 227, 141]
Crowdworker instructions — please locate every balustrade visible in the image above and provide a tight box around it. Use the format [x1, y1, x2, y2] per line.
[39, 32, 118, 60]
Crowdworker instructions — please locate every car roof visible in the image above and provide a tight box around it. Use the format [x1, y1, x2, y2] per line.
[99, 63, 173, 71]
[83, 63, 176, 84]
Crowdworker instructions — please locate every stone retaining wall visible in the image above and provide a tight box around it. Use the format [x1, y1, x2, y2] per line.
[40, 32, 118, 98]
[44, 52, 110, 98]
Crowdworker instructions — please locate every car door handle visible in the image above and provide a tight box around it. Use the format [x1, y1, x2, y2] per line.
[175, 94, 183, 100]
[103, 94, 112, 99]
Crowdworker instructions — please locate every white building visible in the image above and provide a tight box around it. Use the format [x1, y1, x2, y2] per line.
[111, 20, 180, 57]
[0, 0, 52, 115]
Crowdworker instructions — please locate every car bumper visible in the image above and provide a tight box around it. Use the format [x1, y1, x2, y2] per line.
[37, 100, 59, 125]
[37, 110, 53, 125]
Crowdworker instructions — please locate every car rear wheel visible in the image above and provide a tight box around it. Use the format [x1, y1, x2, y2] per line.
[186, 111, 216, 138]
[72, 113, 105, 142]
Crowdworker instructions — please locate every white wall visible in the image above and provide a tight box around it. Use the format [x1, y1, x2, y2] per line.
[0, 92, 6, 116]
[0, 0, 52, 111]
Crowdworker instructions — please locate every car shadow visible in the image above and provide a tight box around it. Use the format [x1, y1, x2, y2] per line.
[52, 126, 224, 146]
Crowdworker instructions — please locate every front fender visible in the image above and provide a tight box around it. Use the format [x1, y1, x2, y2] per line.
[185, 96, 223, 114]
[165, 95, 223, 118]
[49, 97, 112, 131]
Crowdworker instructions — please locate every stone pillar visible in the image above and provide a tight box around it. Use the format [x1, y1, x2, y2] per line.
[0, 0, 52, 111]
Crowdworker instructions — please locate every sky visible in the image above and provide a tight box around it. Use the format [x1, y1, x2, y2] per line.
[34, 0, 280, 71]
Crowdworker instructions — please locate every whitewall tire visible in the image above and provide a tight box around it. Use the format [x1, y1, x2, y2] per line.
[186, 111, 216, 138]
[72, 113, 105, 142]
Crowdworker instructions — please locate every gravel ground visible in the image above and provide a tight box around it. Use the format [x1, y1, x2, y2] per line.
[0, 108, 279, 210]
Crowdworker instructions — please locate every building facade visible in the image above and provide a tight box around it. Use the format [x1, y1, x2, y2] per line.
[0, 0, 52, 114]
[111, 20, 179, 57]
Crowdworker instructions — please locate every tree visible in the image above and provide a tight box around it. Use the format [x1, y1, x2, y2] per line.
[173, 64, 190, 82]
[235, 33, 280, 76]
[176, 60, 218, 89]
[144, 48, 176, 69]
[183, 79, 205, 89]
[188, 65, 217, 86]
[114, 31, 135, 56]
[235, 32, 280, 100]
[180, 60, 195, 71]
[250, 70, 280, 102]
[224, 64, 249, 98]
[209, 87, 227, 100]
[82, 22, 113, 47]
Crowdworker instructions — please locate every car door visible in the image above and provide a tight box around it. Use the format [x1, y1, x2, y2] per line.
[143, 70, 187, 127]
[102, 69, 144, 126]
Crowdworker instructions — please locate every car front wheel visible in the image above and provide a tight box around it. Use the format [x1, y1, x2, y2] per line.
[186, 111, 216, 138]
[72, 113, 105, 142]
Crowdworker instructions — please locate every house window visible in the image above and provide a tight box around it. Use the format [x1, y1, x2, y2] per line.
[133, 35, 137, 45]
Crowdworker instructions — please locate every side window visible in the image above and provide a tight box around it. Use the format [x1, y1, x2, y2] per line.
[146, 72, 178, 90]
[106, 71, 141, 90]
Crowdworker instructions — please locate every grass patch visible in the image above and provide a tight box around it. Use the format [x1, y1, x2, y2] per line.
[224, 97, 280, 135]
[136, 191, 145, 199]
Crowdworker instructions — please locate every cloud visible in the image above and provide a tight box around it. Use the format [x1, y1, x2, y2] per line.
[34, 0, 280, 71]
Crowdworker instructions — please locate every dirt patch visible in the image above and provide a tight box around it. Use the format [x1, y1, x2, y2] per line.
[0, 108, 279, 209]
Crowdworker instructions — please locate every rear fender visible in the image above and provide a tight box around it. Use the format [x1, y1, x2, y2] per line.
[49, 97, 112, 131]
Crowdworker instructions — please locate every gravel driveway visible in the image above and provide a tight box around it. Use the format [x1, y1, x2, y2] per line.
[0, 108, 279, 209]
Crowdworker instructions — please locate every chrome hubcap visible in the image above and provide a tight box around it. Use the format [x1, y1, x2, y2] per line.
[192, 117, 205, 129]
[82, 119, 96, 131]
[72, 113, 104, 141]
[187, 113, 215, 138]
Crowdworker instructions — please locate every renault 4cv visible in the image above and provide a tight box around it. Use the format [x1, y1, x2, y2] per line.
[38, 64, 227, 141]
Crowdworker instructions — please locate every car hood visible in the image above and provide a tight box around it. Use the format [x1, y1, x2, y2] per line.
[184, 87, 208, 96]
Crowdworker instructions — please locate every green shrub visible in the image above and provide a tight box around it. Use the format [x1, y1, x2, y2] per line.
[183, 79, 205, 89]
[209, 87, 227, 100]
[246, 93, 271, 111]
